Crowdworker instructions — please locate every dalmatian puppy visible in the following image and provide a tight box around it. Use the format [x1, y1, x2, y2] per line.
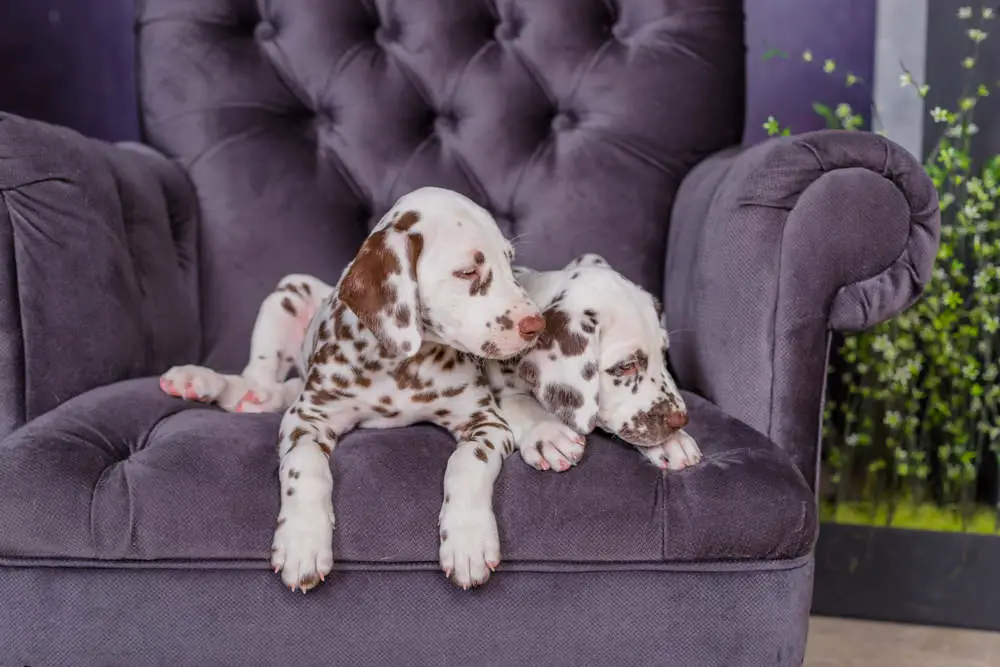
[487, 254, 702, 472]
[161, 187, 546, 593]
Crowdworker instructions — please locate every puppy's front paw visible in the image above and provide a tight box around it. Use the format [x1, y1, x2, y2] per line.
[270, 502, 335, 593]
[641, 429, 702, 471]
[519, 420, 586, 472]
[438, 503, 500, 590]
[160, 365, 227, 403]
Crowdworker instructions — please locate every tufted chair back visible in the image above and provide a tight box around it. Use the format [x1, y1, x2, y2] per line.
[136, 0, 745, 372]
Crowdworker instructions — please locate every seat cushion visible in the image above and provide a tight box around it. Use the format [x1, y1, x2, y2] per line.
[0, 378, 816, 566]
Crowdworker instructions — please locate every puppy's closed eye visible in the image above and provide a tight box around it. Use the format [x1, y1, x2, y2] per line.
[609, 360, 639, 377]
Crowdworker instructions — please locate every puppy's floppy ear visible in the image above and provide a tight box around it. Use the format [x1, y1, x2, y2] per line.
[338, 214, 424, 357]
[518, 302, 601, 434]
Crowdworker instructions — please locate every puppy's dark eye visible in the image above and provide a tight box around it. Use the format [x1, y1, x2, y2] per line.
[453, 268, 478, 279]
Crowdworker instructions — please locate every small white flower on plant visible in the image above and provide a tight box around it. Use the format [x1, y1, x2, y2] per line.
[899, 72, 912, 86]
[802, 50, 813, 62]
[823, 59, 836, 73]
[984, 7, 995, 19]
[968, 28, 988, 42]
[963, 56, 976, 69]
[835, 103, 851, 118]
[930, 106, 949, 122]
[846, 73, 858, 86]
[958, 6, 973, 19]
[968, 122, 980, 135]
[946, 125, 964, 138]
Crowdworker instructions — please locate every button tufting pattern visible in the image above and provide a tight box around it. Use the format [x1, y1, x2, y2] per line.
[136, 0, 745, 372]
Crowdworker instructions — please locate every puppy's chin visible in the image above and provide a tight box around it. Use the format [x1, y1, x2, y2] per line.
[601, 420, 677, 448]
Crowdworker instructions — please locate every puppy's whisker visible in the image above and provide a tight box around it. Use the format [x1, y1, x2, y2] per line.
[665, 328, 697, 337]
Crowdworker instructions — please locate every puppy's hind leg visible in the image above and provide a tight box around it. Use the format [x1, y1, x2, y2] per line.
[234, 274, 335, 413]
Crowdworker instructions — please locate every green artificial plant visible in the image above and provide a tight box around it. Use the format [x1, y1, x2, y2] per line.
[766, 6, 1000, 533]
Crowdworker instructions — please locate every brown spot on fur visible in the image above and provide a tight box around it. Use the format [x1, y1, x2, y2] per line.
[435, 408, 451, 417]
[330, 374, 350, 389]
[470, 270, 493, 296]
[290, 427, 309, 443]
[474, 251, 485, 265]
[281, 297, 297, 316]
[354, 340, 368, 352]
[301, 282, 311, 295]
[537, 308, 588, 356]
[481, 341, 500, 356]
[484, 439, 495, 450]
[286, 487, 295, 496]
[496, 314, 514, 330]
[582, 362, 597, 381]
[518, 360, 540, 387]
[395, 210, 421, 232]
[442, 358, 456, 371]
[474, 448, 489, 463]
[364, 359, 383, 373]
[379, 395, 393, 405]
[543, 382, 585, 425]
[477, 396, 492, 407]
[374, 405, 401, 418]
[318, 320, 331, 340]
[412, 391, 440, 403]
[442, 385, 466, 398]
[318, 441, 332, 457]
[406, 233, 424, 282]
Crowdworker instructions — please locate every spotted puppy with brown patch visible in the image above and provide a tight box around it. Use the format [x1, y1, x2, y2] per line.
[161, 187, 545, 593]
[488, 254, 702, 473]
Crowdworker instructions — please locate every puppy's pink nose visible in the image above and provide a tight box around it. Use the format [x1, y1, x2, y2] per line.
[517, 314, 545, 339]
[666, 411, 688, 429]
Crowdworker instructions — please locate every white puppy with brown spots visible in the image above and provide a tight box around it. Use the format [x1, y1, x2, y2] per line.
[162, 187, 545, 592]
[488, 254, 702, 473]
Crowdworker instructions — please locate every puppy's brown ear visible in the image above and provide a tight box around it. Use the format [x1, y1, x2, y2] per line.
[339, 219, 423, 357]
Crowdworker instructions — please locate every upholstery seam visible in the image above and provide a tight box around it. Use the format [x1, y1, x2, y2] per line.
[0, 191, 26, 431]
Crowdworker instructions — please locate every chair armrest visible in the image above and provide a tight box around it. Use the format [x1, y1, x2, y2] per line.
[0, 112, 201, 438]
[664, 129, 940, 484]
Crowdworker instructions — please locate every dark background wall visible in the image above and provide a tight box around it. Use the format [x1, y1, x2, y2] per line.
[0, 0, 877, 146]
[0, 0, 137, 142]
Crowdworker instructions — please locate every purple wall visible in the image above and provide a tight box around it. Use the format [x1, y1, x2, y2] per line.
[0, 0, 138, 142]
[744, 0, 877, 143]
[0, 1, 876, 146]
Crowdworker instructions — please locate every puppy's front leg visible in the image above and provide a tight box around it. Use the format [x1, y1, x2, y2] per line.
[270, 396, 358, 592]
[499, 392, 586, 472]
[434, 402, 515, 590]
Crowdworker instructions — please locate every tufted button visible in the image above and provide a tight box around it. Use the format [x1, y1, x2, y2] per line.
[495, 15, 522, 41]
[255, 20, 277, 41]
[434, 110, 459, 135]
[551, 109, 579, 132]
[317, 107, 336, 127]
[375, 19, 401, 46]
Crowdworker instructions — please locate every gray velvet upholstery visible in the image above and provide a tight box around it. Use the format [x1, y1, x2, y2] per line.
[0, 0, 939, 665]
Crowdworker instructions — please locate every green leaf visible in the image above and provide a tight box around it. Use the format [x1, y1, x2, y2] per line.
[812, 102, 840, 129]
[762, 47, 789, 61]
